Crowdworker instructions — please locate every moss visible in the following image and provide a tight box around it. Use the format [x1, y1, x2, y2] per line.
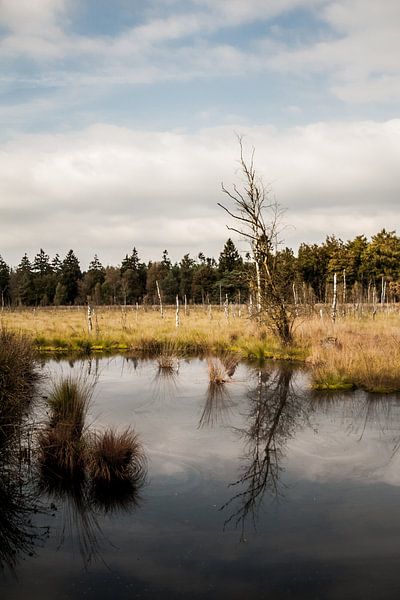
[312, 372, 355, 391]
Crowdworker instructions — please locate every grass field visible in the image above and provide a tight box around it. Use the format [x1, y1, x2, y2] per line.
[1, 304, 400, 393]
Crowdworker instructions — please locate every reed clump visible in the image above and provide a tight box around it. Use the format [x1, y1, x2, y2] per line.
[0, 329, 38, 442]
[207, 357, 228, 384]
[87, 428, 146, 484]
[156, 341, 179, 374]
[46, 377, 92, 437]
[39, 376, 93, 475]
[38, 424, 86, 475]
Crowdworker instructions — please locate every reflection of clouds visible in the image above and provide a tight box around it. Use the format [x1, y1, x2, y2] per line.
[286, 396, 400, 487]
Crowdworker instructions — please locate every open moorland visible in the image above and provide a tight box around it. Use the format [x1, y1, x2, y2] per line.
[1, 304, 400, 393]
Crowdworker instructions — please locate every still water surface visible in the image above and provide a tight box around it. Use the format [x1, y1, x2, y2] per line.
[2, 357, 400, 599]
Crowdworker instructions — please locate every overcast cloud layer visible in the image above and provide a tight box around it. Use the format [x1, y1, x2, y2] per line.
[0, 0, 399, 267]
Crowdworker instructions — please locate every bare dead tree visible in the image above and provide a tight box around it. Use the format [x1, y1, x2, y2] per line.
[219, 136, 296, 345]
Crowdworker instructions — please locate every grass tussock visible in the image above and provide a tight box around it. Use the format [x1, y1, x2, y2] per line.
[156, 341, 179, 373]
[38, 424, 86, 476]
[39, 376, 93, 475]
[207, 357, 228, 384]
[0, 329, 38, 443]
[46, 376, 92, 437]
[87, 428, 146, 484]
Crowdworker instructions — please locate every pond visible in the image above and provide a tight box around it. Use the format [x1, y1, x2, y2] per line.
[2, 356, 400, 599]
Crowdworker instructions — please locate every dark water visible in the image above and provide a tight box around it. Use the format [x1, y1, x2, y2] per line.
[2, 357, 400, 599]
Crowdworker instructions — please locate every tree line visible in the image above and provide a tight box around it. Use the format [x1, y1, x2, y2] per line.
[1, 229, 400, 308]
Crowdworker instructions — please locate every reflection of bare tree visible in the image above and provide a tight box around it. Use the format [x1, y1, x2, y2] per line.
[222, 366, 310, 536]
[312, 391, 400, 454]
[198, 382, 234, 429]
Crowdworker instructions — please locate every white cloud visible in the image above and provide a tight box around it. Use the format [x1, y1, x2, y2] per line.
[0, 119, 399, 266]
[268, 0, 400, 103]
[0, 0, 398, 106]
[0, 0, 66, 33]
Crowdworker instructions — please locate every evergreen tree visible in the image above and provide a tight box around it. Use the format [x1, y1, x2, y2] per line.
[0, 255, 10, 307]
[60, 250, 82, 304]
[218, 238, 243, 273]
[33, 249, 55, 305]
[16, 253, 34, 305]
[362, 229, 400, 284]
[78, 255, 105, 304]
[33, 249, 52, 275]
[120, 247, 140, 275]
[52, 253, 62, 273]
[120, 248, 146, 303]
[179, 254, 195, 300]
[88, 254, 105, 285]
[191, 259, 218, 303]
[217, 238, 246, 300]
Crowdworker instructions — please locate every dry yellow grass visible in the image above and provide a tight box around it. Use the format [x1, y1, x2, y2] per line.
[300, 311, 400, 393]
[2, 305, 400, 392]
[0, 305, 254, 354]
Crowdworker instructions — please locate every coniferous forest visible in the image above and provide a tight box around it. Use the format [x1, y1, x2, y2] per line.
[1, 229, 400, 307]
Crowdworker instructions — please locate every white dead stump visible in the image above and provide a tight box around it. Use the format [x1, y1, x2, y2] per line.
[87, 304, 93, 333]
[331, 272, 337, 323]
[156, 280, 163, 318]
[224, 293, 229, 320]
[176, 295, 180, 328]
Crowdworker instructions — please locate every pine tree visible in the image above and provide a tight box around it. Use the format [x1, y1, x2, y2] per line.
[33, 249, 52, 275]
[120, 247, 140, 274]
[52, 254, 62, 273]
[218, 238, 242, 273]
[60, 250, 82, 304]
[16, 254, 34, 305]
[0, 255, 10, 307]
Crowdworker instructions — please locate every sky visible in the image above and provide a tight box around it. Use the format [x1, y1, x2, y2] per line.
[0, 0, 399, 268]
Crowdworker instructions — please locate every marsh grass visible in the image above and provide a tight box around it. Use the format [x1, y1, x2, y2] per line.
[303, 315, 400, 392]
[39, 376, 93, 475]
[38, 424, 87, 476]
[3, 306, 400, 392]
[0, 329, 38, 445]
[156, 341, 179, 373]
[207, 357, 228, 384]
[87, 428, 146, 485]
[46, 376, 93, 437]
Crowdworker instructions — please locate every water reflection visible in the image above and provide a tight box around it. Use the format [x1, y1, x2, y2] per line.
[152, 361, 180, 403]
[222, 366, 311, 536]
[198, 382, 234, 428]
[38, 469, 102, 567]
[0, 419, 48, 572]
